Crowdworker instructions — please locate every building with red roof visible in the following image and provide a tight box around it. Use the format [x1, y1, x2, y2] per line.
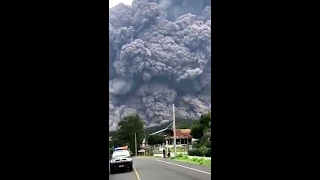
[164, 129, 192, 145]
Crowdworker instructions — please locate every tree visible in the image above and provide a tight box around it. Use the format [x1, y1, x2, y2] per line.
[147, 134, 165, 145]
[190, 121, 204, 139]
[117, 114, 145, 155]
[199, 111, 211, 127]
[190, 111, 211, 139]
[109, 130, 124, 148]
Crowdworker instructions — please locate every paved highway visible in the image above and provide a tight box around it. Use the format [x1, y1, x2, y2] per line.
[109, 157, 211, 180]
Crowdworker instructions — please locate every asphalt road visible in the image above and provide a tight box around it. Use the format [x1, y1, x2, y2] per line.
[109, 157, 211, 180]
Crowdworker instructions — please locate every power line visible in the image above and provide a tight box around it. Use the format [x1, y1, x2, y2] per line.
[187, 81, 211, 104]
[168, 81, 211, 128]
[148, 81, 211, 134]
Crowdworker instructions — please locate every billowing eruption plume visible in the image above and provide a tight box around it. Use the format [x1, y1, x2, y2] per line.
[109, 0, 211, 131]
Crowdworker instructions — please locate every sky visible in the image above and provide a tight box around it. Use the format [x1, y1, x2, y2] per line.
[109, 0, 133, 8]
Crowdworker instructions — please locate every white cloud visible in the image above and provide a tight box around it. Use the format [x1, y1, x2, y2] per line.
[109, 0, 133, 8]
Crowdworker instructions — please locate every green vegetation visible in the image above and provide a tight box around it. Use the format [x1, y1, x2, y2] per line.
[189, 111, 211, 157]
[170, 154, 211, 166]
[109, 111, 211, 157]
[147, 134, 165, 145]
[109, 114, 145, 155]
[188, 146, 211, 157]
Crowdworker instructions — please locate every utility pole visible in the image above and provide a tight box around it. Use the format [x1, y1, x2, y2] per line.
[135, 133, 137, 156]
[173, 104, 176, 157]
[166, 139, 169, 156]
[144, 126, 147, 152]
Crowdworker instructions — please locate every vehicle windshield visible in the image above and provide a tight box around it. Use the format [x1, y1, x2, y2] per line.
[112, 150, 130, 158]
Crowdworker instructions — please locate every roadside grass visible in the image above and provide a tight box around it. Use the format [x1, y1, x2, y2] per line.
[170, 154, 211, 166]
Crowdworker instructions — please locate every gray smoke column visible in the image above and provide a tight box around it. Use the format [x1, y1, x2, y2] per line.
[109, 77, 134, 95]
[109, 0, 211, 131]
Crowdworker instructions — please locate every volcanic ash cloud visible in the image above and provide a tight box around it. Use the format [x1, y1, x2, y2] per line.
[109, 0, 211, 131]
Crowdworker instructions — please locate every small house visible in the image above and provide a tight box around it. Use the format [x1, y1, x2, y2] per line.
[164, 129, 192, 145]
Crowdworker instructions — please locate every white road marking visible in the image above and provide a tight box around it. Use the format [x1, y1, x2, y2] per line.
[133, 165, 141, 180]
[155, 159, 211, 175]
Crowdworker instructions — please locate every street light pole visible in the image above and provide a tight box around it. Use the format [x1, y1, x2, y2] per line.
[173, 104, 176, 157]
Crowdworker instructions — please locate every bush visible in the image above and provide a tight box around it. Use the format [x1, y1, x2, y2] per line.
[199, 146, 208, 155]
[188, 148, 202, 156]
[188, 146, 211, 157]
[192, 142, 201, 149]
[203, 139, 211, 148]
